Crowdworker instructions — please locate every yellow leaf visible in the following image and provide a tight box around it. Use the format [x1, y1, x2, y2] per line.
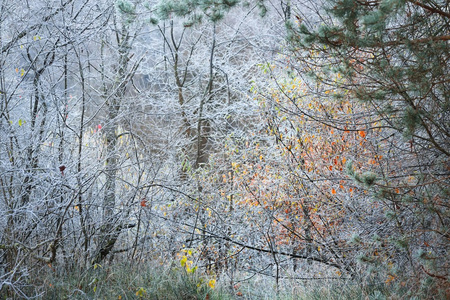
[208, 279, 216, 289]
[136, 287, 146, 297]
[180, 256, 187, 267]
[186, 260, 193, 269]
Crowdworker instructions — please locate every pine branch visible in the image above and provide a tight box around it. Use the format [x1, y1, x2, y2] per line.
[407, 0, 450, 19]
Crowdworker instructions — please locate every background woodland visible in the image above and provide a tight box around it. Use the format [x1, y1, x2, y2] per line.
[0, 0, 448, 298]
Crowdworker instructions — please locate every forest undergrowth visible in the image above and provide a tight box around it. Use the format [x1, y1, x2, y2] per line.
[4, 261, 443, 300]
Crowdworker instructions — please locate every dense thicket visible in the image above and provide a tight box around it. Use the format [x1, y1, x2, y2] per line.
[285, 0, 449, 290]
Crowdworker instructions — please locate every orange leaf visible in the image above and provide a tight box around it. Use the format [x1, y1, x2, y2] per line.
[385, 275, 395, 284]
[331, 188, 336, 195]
[358, 130, 366, 138]
[329, 166, 333, 171]
[140, 199, 147, 207]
